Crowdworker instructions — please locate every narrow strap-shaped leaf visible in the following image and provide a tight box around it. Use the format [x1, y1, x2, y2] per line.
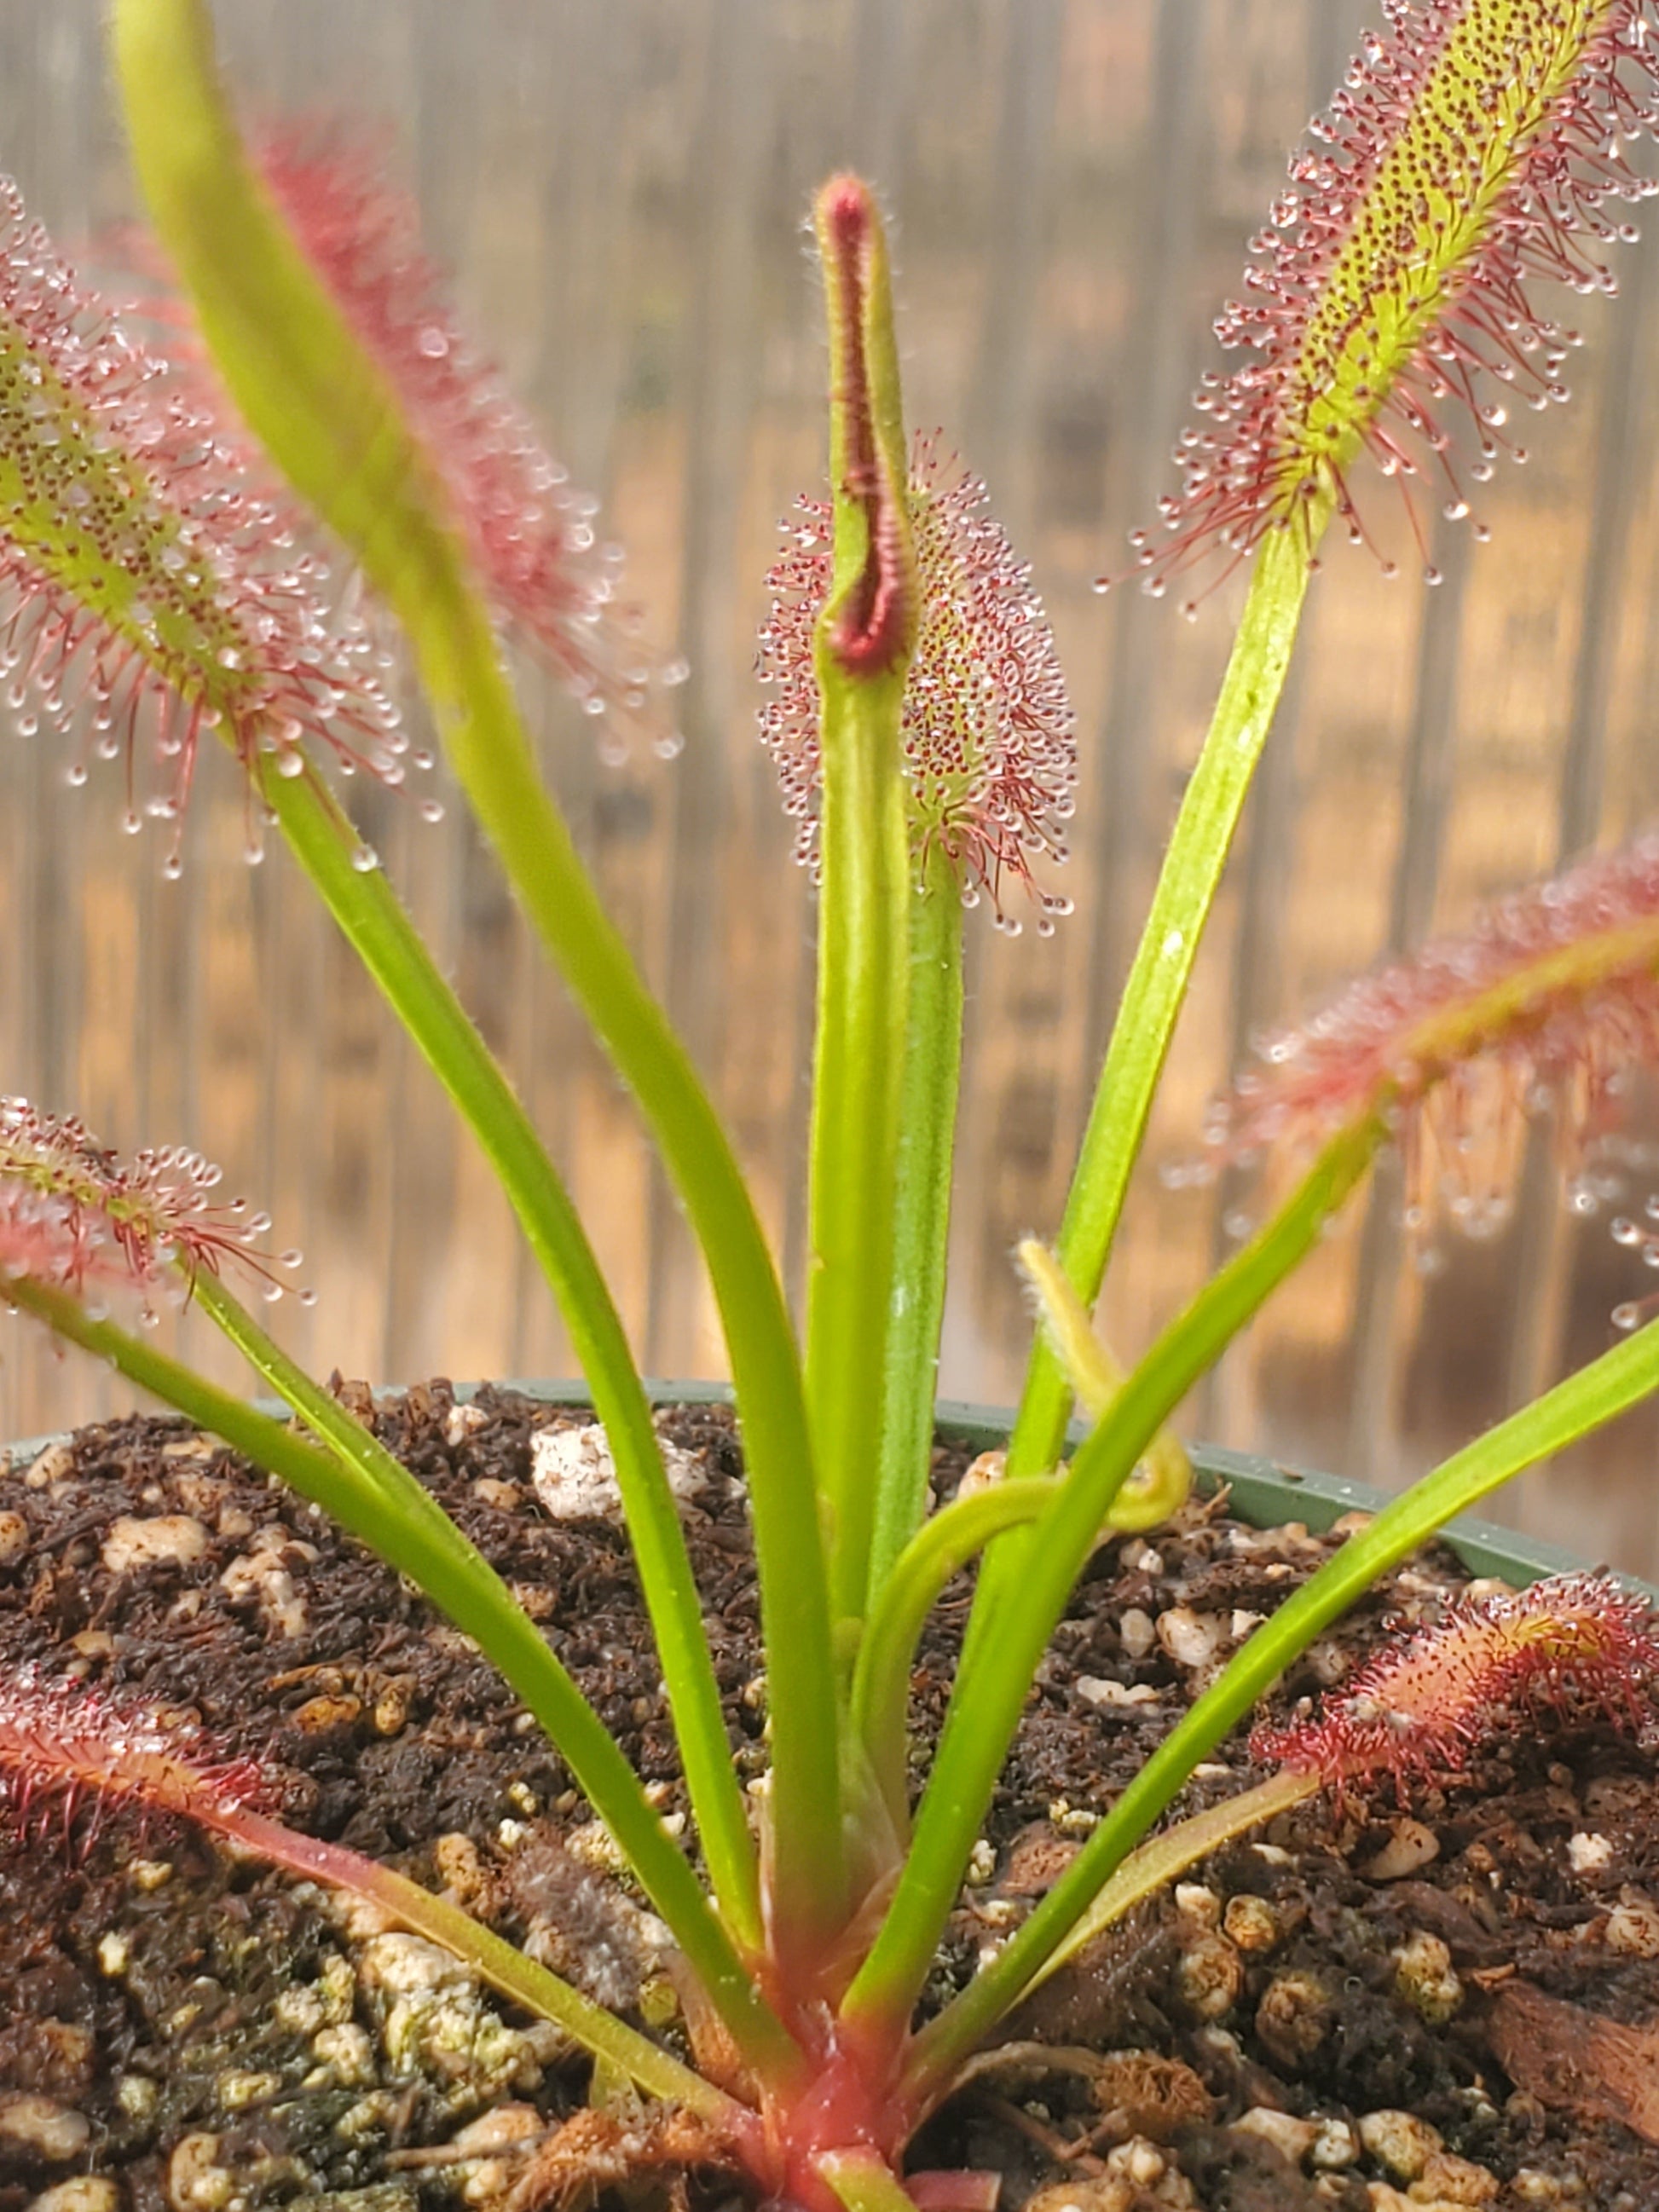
[1005, 523, 1317, 1481]
[904, 1308, 1659, 2099]
[806, 176, 919, 1632]
[869, 846, 966, 1597]
[261, 765, 761, 1952]
[294, 1840, 754, 2131]
[2, 1269, 796, 2081]
[852, 1475, 1057, 1828]
[113, 0, 840, 1972]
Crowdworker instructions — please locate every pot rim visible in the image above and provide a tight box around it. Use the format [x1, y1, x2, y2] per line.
[10, 1377, 1650, 1601]
[478, 1380, 1659, 1601]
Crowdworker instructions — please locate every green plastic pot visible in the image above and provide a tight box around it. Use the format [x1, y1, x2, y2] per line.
[20, 1378, 1646, 1597]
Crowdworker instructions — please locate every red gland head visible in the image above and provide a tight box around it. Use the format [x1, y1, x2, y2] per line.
[1124, 0, 1659, 608]
[1253, 1571, 1659, 1791]
[759, 436, 1076, 932]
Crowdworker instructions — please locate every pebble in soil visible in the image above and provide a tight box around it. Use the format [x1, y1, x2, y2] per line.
[0, 1383, 1656, 2210]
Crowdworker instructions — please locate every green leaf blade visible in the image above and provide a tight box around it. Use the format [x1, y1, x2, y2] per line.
[114, 0, 842, 1973]
[905, 1308, 1659, 2098]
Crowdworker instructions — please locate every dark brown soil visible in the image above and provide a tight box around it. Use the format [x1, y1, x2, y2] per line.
[0, 1383, 1655, 2212]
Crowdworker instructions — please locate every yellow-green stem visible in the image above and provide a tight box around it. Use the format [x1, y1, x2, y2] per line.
[1, 1270, 797, 2081]
[868, 846, 968, 1598]
[1016, 1237, 1191, 1527]
[1008, 521, 1320, 1482]
[113, 0, 839, 1969]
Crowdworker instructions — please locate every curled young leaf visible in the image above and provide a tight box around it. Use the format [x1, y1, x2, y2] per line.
[759, 436, 1076, 930]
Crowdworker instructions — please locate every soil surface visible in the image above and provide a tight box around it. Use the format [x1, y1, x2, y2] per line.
[0, 1383, 1656, 2212]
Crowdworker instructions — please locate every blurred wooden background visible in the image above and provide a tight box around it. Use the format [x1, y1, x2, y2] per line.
[4, 0, 1659, 1570]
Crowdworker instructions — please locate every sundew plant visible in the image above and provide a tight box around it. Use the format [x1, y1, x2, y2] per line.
[5, 0, 1659, 2204]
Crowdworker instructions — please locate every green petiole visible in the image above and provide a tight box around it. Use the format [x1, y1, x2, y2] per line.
[843, 1113, 1381, 2040]
[114, 0, 841, 1972]
[3, 1270, 797, 2082]
[260, 764, 761, 1954]
[905, 1307, 1659, 2101]
[853, 1473, 1060, 1828]
[1005, 519, 1322, 1484]
[868, 843, 968, 1598]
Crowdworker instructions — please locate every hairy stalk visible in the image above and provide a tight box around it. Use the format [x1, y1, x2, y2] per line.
[904, 1310, 1659, 2101]
[189, 1269, 488, 1549]
[869, 843, 967, 1595]
[805, 175, 918, 1633]
[1006, 523, 1318, 1485]
[0, 1269, 795, 2079]
[260, 764, 761, 1954]
[113, 0, 840, 1972]
[807, 650, 911, 1632]
[844, 1112, 1378, 2043]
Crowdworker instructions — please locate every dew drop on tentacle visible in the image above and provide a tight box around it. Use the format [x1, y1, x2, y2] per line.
[1119, 0, 1659, 598]
[756, 435, 1077, 928]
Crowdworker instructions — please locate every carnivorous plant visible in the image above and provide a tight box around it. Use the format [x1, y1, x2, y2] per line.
[3, 1, 1659, 2203]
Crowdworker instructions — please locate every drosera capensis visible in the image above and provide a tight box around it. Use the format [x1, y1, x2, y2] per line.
[1252, 1570, 1659, 1791]
[0, 0, 1656, 2202]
